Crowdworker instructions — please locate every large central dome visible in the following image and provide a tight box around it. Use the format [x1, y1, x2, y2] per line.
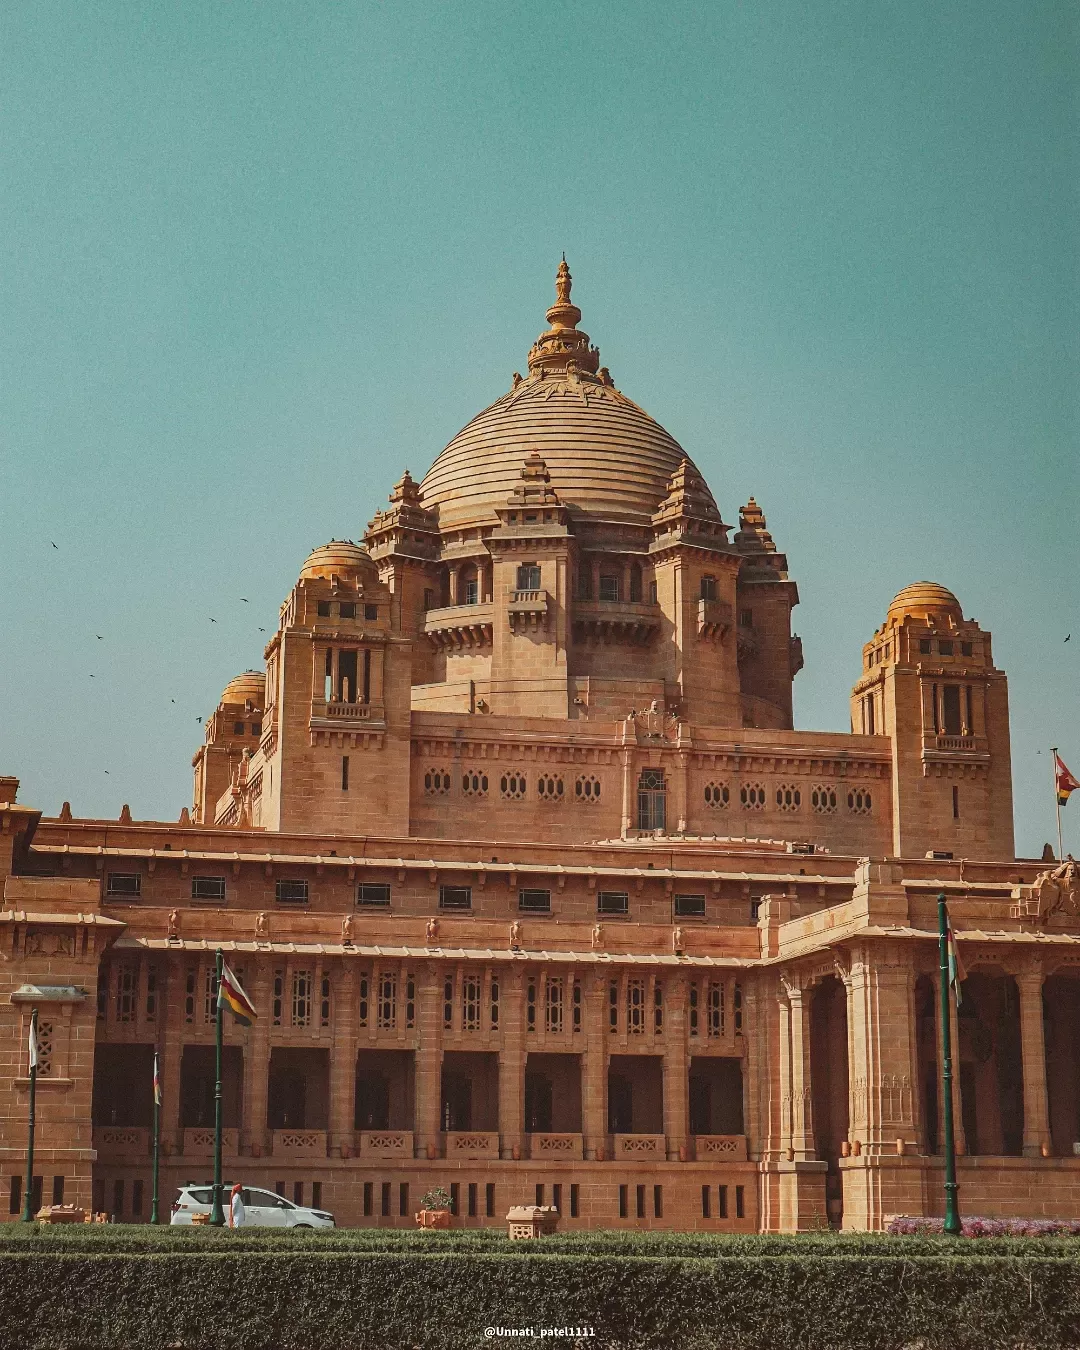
[419, 262, 705, 530]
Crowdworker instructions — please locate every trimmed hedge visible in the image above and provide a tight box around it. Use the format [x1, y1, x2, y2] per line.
[1, 1230, 1079, 1349]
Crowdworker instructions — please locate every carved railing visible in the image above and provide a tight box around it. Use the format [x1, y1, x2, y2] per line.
[271, 1129, 327, 1157]
[527, 1133, 583, 1159]
[693, 1134, 748, 1161]
[356, 1130, 414, 1159]
[612, 1133, 665, 1158]
[93, 1127, 150, 1158]
[506, 589, 549, 633]
[444, 1131, 500, 1159]
[183, 1127, 239, 1156]
[423, 602, 494, 649]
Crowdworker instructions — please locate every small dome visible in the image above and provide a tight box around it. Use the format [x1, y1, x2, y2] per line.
[300, 540, 376, 581]
[886, 582, 963, 624]
[221, 671, 265, 707]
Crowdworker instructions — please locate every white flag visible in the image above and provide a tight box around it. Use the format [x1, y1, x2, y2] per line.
[27, 1012, 38, 1072]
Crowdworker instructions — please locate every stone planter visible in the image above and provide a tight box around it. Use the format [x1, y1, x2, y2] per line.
[507, 1205, 559, 1239]
[415, 1208, 451, 1230]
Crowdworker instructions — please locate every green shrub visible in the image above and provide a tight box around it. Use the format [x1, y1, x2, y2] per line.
[1, 1232, 1079, 1349]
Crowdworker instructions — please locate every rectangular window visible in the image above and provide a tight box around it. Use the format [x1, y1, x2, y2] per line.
[339, 602, 356, 619]
[920, 638, 932, 654]
[609, 980, 618, 1033]
[569, 1184, 579, 1218]
[365, 603, 379, 621]
[689, 982, 699, 1036]
[733, 981, 743, 1033]
[252, 722, 262, 737]
[597, 891, 629, 916]
[618, 1185, 628, 1219]
[463, 579, 479, 605]
[599, 574, 620, 602]
[192, 875, 227, 901]
[545, 976, 563, 1034]
[932, 682, 940, 733]
[636, 1185, 645, 1219]
[674, 893, 705, 918]
[294, 1181, 305, 1206]
[865, 694, 875, 736]
[468, 1182, 478, 1217]
[962, 641, 973, 657]
[275, 1181, 285, 1197]
[462, 974, 481, 1031]
[637, 769, 666, 831]
[700, 575, 717, 601]
[939, 639, 954, 656]
[718, 1185, 728, 1218]
[490, 976, 499, 1030]
[233, 721, 246, 735]
[185, 968, 197, 1024]
[8, 1176, 20, 1215]
[535, 1183, 544, 1206]
[275, 879, 309, 905]
[115, 964, 137, 1023]
[145, 965, 157, 1022]
[106, 873, 141, 898]
[406, 975, 416, 1029]
[572, 980, 582, 1032]
[707, 981, 724, 1038]
[953, 785, 960, 819]
[52, 1176, 65, 1206]
[113, 1180, 124, 1217]
[398, 1182, 408, 1217]
[358, 883, 391, 907]
[341, 756, 350, 790]
[965, 684, 974, 731]
[381, 1182, 391, 1217]
[649, 580, 658, 603]
[317, 600, 331, 617]
[654, 981, 663, 1034]
[363, 1182, 373, 1217]
[439, 886, 472, 910]
[740, 608, 753, 628]
[516, 563, 541, 591]
[701, 1184, 711, 1218]
[627, 979, 645, 1034]
[292, 970, 312, 1027]
[653, 1185, 663, 1218]
[338, 648, 358, 702]
[552, 1183, 562, 1213]
[450, 1182, 460, 1215]
[486, 1182, 496, 1218]
[377, 971, 397, 1030]
[527, 978, 537, 1032]
[320, 974, 331, 1027]
[736, 1185, 745, 1219]
[312, 1182, 322, 1209]
[943, 685, 962, 736]
[203, 966, 220, 1024]
[519, 888, 551, 913]
[358, 975, 368, 1028]
[444, 975, 454, 1030]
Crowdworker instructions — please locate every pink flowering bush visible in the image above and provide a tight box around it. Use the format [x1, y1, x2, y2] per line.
[888, 1214, 1080, 1236]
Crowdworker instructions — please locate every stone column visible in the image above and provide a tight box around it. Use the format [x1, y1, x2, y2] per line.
[846, 947, 920, 1154]
[328, 961, 357, 1157]
[741, 976, 765, 1161]
[582, 970, 609, 1160]
[242, 963, 272, 1156]
[1016, 961, 1049, 1157]
[662, 974, 688, 1159]
[160, 957, 185, 1154]
[414, 961, 444, 1158]
[933, 969, 966, 1155]
[499, 968, 526, 1159]
[784, 979, 815, 1161]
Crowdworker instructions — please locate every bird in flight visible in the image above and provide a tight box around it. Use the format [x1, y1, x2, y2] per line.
[95, 635, 103, 640]
[51, 542, 58, 549]
[241, 597, 249, 603]
[104, 770, 109, 775]
[170, 699, 175, 703]
[196, 716, 202, 723]
[209, 617, 217, 623]
[1066, 634, 1072, 643]
[258, 627, 266, 633]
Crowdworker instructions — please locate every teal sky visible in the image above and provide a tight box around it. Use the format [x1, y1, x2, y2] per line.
[1, 2, 1075, 856]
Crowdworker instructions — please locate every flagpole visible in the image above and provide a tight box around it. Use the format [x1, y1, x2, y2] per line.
[937, 896, 962, 1236]
[1052, 746, 1064, 861]
[209, 949, 225, 1226]
[20, 1008, 38, 1222]
[150, 1050, 161, 1224]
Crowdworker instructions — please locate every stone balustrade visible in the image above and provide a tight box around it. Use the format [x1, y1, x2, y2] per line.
[183, 1127, 239, 1157]
[271, 1129, 327, 1158]
[93, 1126, 151, 1159]
[612, 1133, 666, 1159]
[693, 1134, 748, 1161]
[356, 1129, 414, 1159]
[527, 1132, 584, 1160]
[444, 1131, 500, 1160]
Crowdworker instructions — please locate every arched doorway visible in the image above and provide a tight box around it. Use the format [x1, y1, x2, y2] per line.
[956, 970, 1023, 1156]
[1044, 972, 1080, 1156]
[810, 975, 849, 1228]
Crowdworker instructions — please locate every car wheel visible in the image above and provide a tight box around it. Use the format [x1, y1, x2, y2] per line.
[293, 1223, 312, 1228]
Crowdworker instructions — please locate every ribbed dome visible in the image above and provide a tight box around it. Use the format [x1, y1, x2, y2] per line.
[300, 540, 376, 582]
[419, 262, 710, 530]
[220, 671, 265, 707]
[887, 582, 963, 624]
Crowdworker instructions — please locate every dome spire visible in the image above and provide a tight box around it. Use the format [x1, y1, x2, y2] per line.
[527, 259, 601, 376]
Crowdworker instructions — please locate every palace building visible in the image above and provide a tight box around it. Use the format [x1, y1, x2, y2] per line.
[3, 263, 1077, 1232]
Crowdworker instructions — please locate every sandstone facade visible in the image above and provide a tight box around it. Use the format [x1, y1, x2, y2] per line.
[2, 266, 1071, 1232]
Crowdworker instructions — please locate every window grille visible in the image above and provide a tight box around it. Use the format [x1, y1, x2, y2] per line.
[272, 969, 283, 1026]
[575, 775, 601, 801]
[704, 782, 729, 808]
[519, 888, 551, 913]
[33, 1020, 54, 1076]
[292, 970, 312, 1027]
[775, 784, 801, 811]
[462, 974, 481, 1031]
[462, 770, 489, 797]
[115, 965, 137, 1023]
[490, 976, 500, 1029]
[320, 975, 331, 1027]
[405, 975, 415, 1029]
[637, 769, 666, 831]
[275, 879, 309, 904]
[739, 783, 766, 809]
[145, 965, 158, 1021]
[424, 769, 451, 795]
[811, 786, 837, 813]
[536, 774, 563, 801]
[572, 980, 582, 1032]
[358, 975, 369, 1028]
[627, 979, 646, 1034]
[847, 788, 873, 815]
[203, 966, 219, 1025]
[443, 975, 454, 1029]
[674, 893, 705, 917]
[689, 982, 699, 1036]
[733, 982, 743, 1034]
[653, 982, 664, 1034]
[192, 875, 226, 901]
[106, 873, 141, 898]
[526, 978, 537, 1031]
[439, 886, 471, 910]
[357, 884, 391, 908]
[377, 971, 396, 1030]
[545, 976, 563, 1034]
[185, 968, 196, 1024]
[609, 981, 619, 1033]
[500, 772, 527, 800]
[707, 981, 724, 1037]
[597, 890, 629, 916]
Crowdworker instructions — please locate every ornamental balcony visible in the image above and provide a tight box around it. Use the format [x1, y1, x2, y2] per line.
[527, 1132, 584, 1160]
[692, 1134, 748, 1162]
[921, 732, 990, 766]
[697, 597, 733, 641]
[93, 1126, 151, 1159]
[444, 1130, 500, 1160]
[183, 1127, 239, 1157]
[270, 1128, 328, 1158]
[424, 601, 494, 649]
[355, 1129, 414, 1160]
[611, 1132, 666, 1160]
[506, 588, 550, 633]
[309, 699, 385, 730]
[573, 600, 662, 647]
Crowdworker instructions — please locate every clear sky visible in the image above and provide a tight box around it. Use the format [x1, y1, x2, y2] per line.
[1, 1, 1075, 856]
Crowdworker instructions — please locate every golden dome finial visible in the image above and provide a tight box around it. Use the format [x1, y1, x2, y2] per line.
[527, 260, 601, 376]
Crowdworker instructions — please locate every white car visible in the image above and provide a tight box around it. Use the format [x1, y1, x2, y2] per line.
[170, 1184, 335, 1228]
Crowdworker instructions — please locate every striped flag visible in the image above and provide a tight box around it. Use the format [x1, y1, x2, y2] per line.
[1056, 753, 1080, 807]
[27, 1010, 38, 1072]
[217, 962, 257, 1026]
[945, 907, 966, 1007]
[153, 1051, 161, 1106]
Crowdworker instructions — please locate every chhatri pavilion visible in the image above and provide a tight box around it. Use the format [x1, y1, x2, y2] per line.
[2, 263, 1077, 1231]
